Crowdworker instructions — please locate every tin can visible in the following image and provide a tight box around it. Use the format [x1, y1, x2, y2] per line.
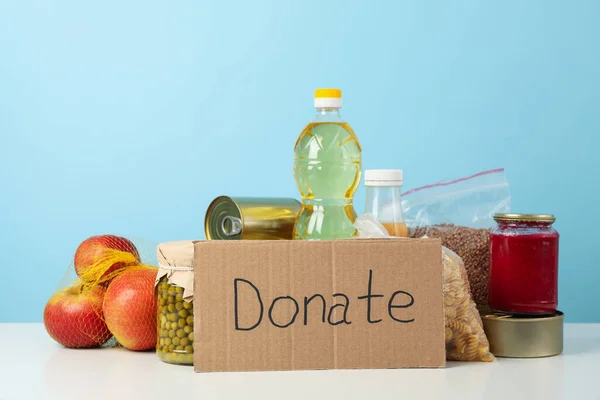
[205, 196, 301, 240]
[481, 310, 564, 358]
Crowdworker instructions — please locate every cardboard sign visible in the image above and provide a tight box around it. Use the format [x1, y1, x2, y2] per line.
[193, 239, 445, 372]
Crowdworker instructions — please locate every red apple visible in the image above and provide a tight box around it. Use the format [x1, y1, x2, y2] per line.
[44, 285, 112, 348]
[74, 235, 140, 282]
[103, 267, 158, 351]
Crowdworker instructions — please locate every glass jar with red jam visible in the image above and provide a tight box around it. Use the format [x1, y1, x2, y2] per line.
[488, 213, 559, 315]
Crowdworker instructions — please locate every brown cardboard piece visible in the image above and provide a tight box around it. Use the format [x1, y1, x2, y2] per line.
[193, 238, 445, 372]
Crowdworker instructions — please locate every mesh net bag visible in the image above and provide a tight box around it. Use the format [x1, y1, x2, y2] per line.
[43, 235, 159, 350]
[443, 246, 495, 362]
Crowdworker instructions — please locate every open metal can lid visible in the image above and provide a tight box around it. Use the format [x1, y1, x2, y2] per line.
[481, 310, 564, 358]
[205, 196, 244, 240]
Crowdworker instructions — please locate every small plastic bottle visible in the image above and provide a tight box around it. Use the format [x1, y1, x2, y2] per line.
[364, 170, 409, 237]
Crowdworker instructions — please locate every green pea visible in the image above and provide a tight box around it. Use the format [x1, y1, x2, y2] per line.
[188, 332, 194, 341]
[161, 329, 168, 337]
[168, 344, 174, 352]
[162, 346, 169, 353]
[168, 296, 175, 304]
[168, 322, 175, 330]
[175, 294, 183, 302]
[161, 305, 168, 313]
[159, 338, 165, 346]
[178, 309, 189, 319]
[160, 281, 168, 290]
[160, 315, 167, 323]
[168, 330, 175, 338]
[176, 302, 183, 311]
[186, 316, 193, 325]
[175, 286, 184, 293]
[164, 337, 171, 346]
[183, 301, 192, 310]
[177, 329, 185, 339]
[169, 313, 178, 322]
[180, 338, 189, 346]
[185, 345, 193, 354]
[168, 287, 176, 295]
[167, 304, 175, 313]
[184, 326, 192, 334]
[178, 318, 186, 328]
[159, 298, 166, 306]
[176, 345, 183, 351]
[172, 337, 180, 346]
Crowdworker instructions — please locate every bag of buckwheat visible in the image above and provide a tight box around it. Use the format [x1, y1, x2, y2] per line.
[402, 169, 510, 309]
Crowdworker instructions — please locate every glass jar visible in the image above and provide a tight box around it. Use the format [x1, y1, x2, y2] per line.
[364, 169, 409, 237]
[156, 276, 194, 365]
[488, 213, 559, 315]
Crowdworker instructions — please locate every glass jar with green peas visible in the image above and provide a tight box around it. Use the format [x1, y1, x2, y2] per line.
[156, 276, 194, 365]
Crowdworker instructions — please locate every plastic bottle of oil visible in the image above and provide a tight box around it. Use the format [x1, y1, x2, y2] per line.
[293, 89, 362, 240]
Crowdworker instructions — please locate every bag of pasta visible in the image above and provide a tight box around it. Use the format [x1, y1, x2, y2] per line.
[355, 214, 494, 362]
[442, 246, 494, 362]
[43, 234, 159, 351]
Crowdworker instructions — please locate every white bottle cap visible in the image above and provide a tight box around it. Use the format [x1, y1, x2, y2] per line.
[365, 169, 403, 187]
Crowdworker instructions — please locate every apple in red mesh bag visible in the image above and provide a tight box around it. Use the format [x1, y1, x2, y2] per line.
[103, 267, 158, 351]
[44, 285, 112, 348]
[74, 235, 140, 281]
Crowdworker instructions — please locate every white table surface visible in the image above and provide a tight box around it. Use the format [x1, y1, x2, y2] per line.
[3, 323, 599, 400]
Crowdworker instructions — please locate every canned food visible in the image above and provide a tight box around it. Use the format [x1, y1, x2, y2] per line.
[156, 241, 195, 366]
[205, 196, 301, 240]
[481, 310, 564, 358]
[156, 277, 194, 365]
[489, 213, 559, 315]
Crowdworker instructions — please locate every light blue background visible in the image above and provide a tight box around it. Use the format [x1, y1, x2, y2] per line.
[1, 1, 598, 323]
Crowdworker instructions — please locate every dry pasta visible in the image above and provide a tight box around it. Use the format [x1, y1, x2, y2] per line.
[443, 246, 495, 362]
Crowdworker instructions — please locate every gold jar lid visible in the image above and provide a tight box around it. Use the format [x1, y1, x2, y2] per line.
[481, 311, 564, 358]
[494, 213, 556, 223]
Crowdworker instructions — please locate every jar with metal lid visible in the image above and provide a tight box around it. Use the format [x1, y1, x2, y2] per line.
[155, 241, 195, 365]
[488, 213, 559, 315]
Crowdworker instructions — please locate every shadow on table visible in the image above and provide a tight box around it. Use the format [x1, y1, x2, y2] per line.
[564, 337, 600, 355]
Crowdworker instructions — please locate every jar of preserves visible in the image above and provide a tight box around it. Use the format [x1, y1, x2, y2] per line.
[156, 277, 194, 365]
[488, 213, 559, 315]
[155, 241, 195, 365]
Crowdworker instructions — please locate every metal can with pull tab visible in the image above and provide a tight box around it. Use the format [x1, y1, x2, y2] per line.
[204, 196, 301, 240]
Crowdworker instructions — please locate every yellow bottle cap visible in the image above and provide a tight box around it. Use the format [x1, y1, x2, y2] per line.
[314, 88, 342, 98]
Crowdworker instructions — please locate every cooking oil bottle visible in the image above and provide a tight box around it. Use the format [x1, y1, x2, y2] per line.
[293, 88, 362, 240]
